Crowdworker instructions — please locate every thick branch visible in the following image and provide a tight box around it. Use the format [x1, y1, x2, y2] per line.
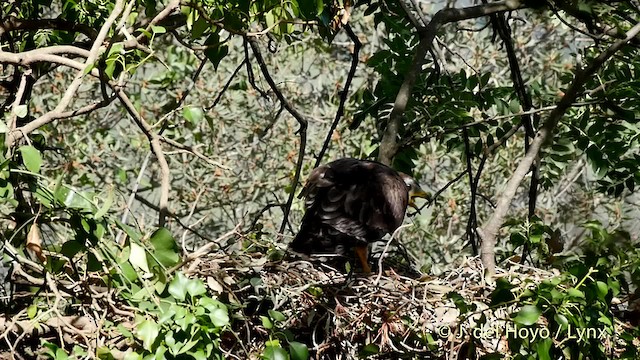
[246, 38, 309, 235]
[478, 22, 640, 275]
[378, 0, 525, 165]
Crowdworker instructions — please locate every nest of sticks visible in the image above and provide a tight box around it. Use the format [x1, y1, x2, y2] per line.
[2, 239, 638, 359]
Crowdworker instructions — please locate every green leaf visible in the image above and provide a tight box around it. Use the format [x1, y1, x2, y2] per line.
[210, 308, 229, 327]
[191, 15, 209, 39]
[554, 314, 569, 330]
[168, 272, 189, 301]
[204, 34, 228, 70]
[513, 305, 541, 326]
[129, 242, 150, 273]
[263, 346, 288, 360]
[595, 281, 608, 301]
[289, 342, 309, 360]
[261, 315, 273, 329]
[149, 228, 180, 267]
[61, 240, 86, 258]
[268, 309, 286, 322]
[151, 25, 166, 34]
[567, 288, 585, 299]
[136, 319, 160, 351]
[183, 106, 204, 124]
[94, 187, 114, 218]
[186, 278, 207, 298]
[27, 304, 37, 319]
[14, 104, 28, 118]
[359, 343, 380, 357]
[87, 251, 102, 272]
[19, 146, 42, 173]
[535, 338, 552, 360]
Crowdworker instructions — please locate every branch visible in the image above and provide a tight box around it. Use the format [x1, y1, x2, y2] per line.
[159, 135, 229, 170]
[113, 88, 171, 227]
[206, 57, 247, 111]
[6, 70, 31, 134]
[0, 17, 98, 39]
[135, 0, 181, 43]
[417, 170, 466, 212]
[246, 37, 309, 235]
[314, 24, 362, 168]
[5, 0, 125, 150]
[485, 1, 541, 242]
[377, 0, 525, 165]
[477, 21, 640, 276]
[463, 129, 479, 255]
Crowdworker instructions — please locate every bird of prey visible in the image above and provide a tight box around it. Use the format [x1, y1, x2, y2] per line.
[289, 158, 428, 273]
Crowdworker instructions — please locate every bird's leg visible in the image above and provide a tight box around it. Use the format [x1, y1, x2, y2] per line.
[355, 245, 371, 273]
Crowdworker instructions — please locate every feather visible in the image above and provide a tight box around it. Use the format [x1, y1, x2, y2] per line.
[289, 158, 415, 272]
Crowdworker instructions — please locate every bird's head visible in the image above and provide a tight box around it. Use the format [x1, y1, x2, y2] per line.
[400, 173, 430, 210]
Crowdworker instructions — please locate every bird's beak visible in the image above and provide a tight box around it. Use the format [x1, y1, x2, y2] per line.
[408, 187, 430, 210]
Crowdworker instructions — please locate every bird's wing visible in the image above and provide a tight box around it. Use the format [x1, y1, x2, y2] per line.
[300, 159, 405, 239]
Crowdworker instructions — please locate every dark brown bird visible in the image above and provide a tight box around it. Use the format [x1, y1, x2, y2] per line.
[289, 158, 428, 273]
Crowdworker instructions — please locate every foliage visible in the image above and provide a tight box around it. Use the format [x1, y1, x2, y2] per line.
[1, 0, 640, 358]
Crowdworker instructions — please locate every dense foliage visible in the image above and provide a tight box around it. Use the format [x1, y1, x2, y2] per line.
[1, 0, 639, 358]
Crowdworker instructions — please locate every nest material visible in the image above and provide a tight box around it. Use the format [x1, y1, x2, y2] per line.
[189, 250, 600, 360]
[3, 243, 637, 359]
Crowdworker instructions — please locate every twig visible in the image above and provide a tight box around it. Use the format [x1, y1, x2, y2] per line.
[478, 21, 640, 275]
[117, 152, 151, 245]
[374, 224, 412, 285]
[207, 57, 247, 111]
[181, 188, 206, 253]
[170, 224, 242, 272]
[0, 17, 98, 39]
[249, 203, 287, 231]
[159, 135, 229, 169]
[314, 24, 361, 168]
[484, 0, 541, 263]
[417, 171, 466, 212]
[157, 57, 208, 134]
[6, 70, 30, 141]
[463, 129, 479, 255]
[246, 37, 309, 235]
[135, 0, 180, 43]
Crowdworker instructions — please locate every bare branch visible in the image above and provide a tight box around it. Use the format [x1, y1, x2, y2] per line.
[6, 70, 31, 134]
[478, 21, 640, 276]
[159, 135, 229, 169]
[314, 24, 362, 168]
[246, 37, 309, 235]
[463, 128, 479, 255]
[136, 0, 181, 43]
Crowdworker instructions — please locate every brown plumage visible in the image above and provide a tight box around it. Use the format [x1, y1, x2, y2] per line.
[289, 158, 427, 272]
